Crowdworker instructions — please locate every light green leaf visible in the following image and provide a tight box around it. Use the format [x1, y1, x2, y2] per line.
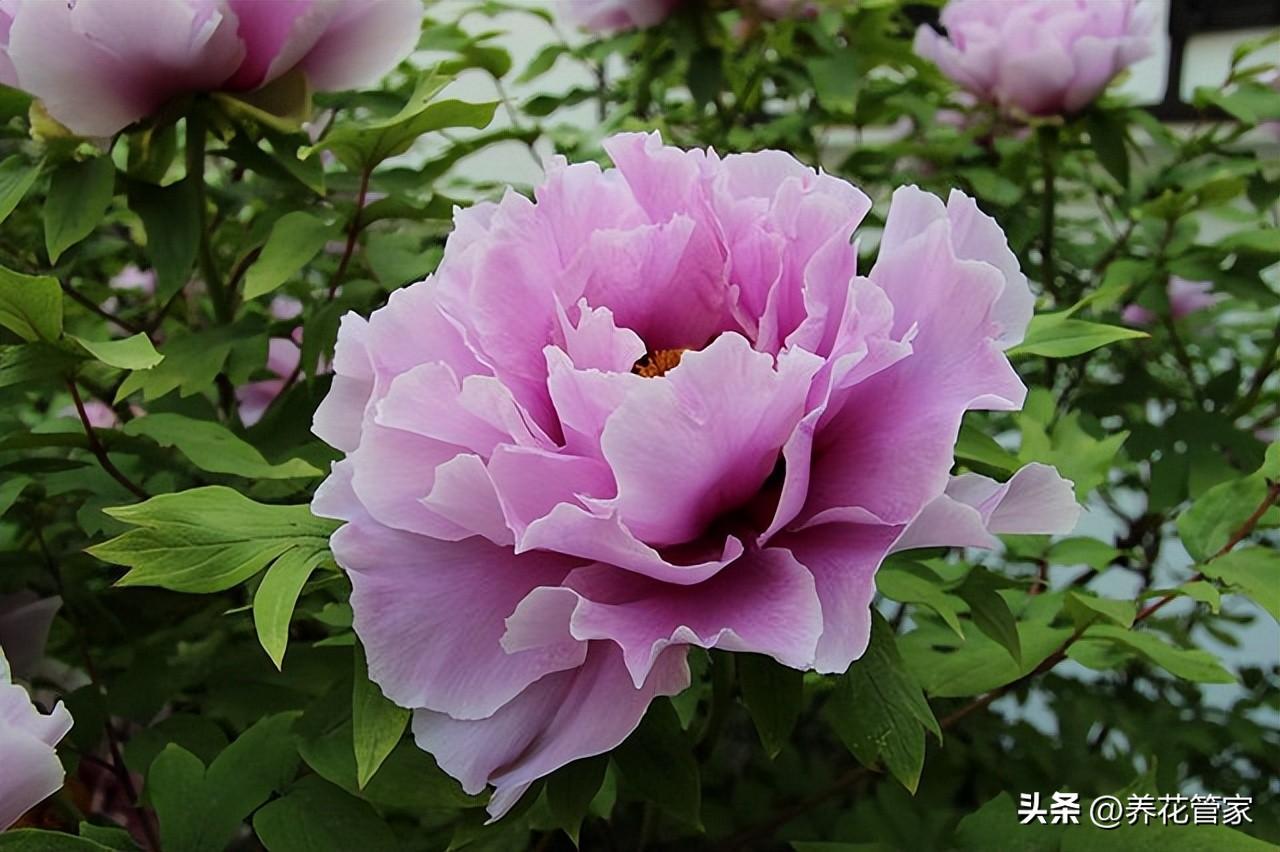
[876, 561, 965, 638]
[71, 333, 163, 370]
[825, 612, 939, 793]
[903, 619, 1072, 698]
[1065, 590, 1136, 629]
[1176, 459, 1273, 562]
[1010, 314, 1147, 359]
[0, 265, 62, 342]
[1084, 624, 1235, 683]
[954, 793, 1063, 852]
[1047, 537, 1120, 571]
[738, 653, 804, 759]
[88, 486, 335, 593]
[957, 570, 1022, 664]
[0, 155, 40, 227]
[955, 422, 1019, 476]
[305, 74, 497, 171]
[352, 642, 409, 789]
[123, 413, 320, 479]
[1201, 547, 1280, 621]
[45, 155, 114, 263]
[253, 544, 327, 669]
[243, 212, 338, 300]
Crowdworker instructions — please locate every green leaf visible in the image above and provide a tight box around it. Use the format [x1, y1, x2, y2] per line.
[1083, 624, 1235, 683]
[253, 778, 400, 852]
[1176, 462, 1272, 562]
[122, 413, 320, 479]
[71, 333, 163, 370]
[0, 343, 80, 389]
[904, 618, 1072, 698]
[546, 755, 608, 846]
[45, 156, 115, 263]
[1218, 228, 1280, 255]
[1061, 814, 1275, 851]
[0, 830, 114, 851]
[0, 265, 62, 342]
[149, 715, 301, 852]
[127, 178, 200, 300]
[1010, 314, 1147, 358]
[253, 544, 327, 669]
[876, 561, 964, 638]
[296, 723, 478, 813]
[77, 823, 137, 851]
[352, 641, 409, 789]
[88, 486, 336, 593]
[1047, 537, 1119, 571]
[1086, 110, 1130, 189]
[954, 422, 1019, 476]
[115, 319, 262, 403]
[242, 212, 338, 300]
[825, 612, 939, 793]
[737, 653, 803, 759]
[1065, 590, 1136, 629]
[516, 43, 568, 84]
[0, 474, 31, 518]
[1200, 547, 1280, 621]
[613, 699, 700, 827]
[957, 569, 1022, 664]
[954, 793, 1063, 852]
[305, 73, 498, 171]
[0, 155, 40, 227]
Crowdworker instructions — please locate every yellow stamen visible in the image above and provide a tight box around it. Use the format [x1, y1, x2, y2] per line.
[632, 348, 687, 378]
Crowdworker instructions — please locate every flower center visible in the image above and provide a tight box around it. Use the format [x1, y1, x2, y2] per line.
[632, 348, 687, 378]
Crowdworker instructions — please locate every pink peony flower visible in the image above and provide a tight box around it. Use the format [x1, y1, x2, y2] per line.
[754, 0, 819, 19]
[59, 399, 120, 430]
[0, 636, 73, 829]
[312, 132, 1079, 817]
[0, 0, 424, 137]
[914, 0, 1154, 117]
[565, 0, 682, 32]
[1121, 276, 1222, 327]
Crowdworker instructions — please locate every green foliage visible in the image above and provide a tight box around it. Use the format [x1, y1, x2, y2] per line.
[0, 3, 1276, 850]
[88, 487, 336, 592]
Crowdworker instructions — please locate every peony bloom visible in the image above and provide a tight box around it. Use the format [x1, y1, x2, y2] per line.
[312, 132, 1079, 817]
[1121, 276, 1222, 327]
[0, 0, 424, 137]
[914, 0, 1154, 117]
[565, 0, 682, 32]
[237, 297, 312, 426]
[0, 643, 73, 829]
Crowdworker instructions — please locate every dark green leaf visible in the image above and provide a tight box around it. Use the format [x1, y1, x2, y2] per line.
[825, 612, 939, 792]
[613, 699, 700, 827]
[0, 265, 62, 342]
[126, 178, 200, 300]
[253, 778, 400, 852]
[0, 155, 40, 226]
[738, 653, 803, 759]
[122, 413, 320, 479]
[45, 156, 114, 263]
[546, 755, 609, 846]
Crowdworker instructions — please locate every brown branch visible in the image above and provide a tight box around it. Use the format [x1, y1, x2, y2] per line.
[61, 281, 143, 336]
[326, 168, 370, 301]
[65, 379, 148, 500]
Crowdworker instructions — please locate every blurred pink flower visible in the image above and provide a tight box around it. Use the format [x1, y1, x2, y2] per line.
[914, 0, 1153, 117]
[565, 0, 682, 32]
[238, 337, 301, 427]
[312, 132, 1079, 817]
[1121, 276, 1222, 327]
[59, 399, 120, 430]
[0, 612, 73, 829]
[0, 0, 423, 137]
